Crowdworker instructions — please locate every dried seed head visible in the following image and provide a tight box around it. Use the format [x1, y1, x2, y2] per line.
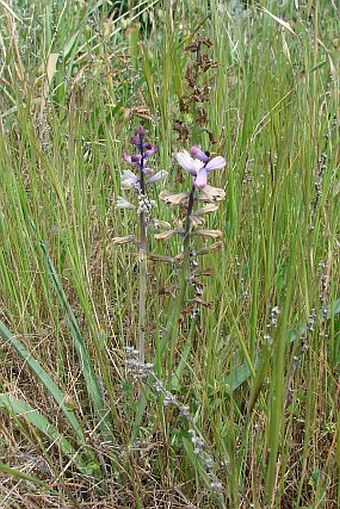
[196, 241, 223, 255]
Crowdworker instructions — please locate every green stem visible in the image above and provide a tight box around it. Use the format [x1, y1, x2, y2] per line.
[132, 186, 196, 439]
[138, 234, 147, 364]
[167, 185, 196, 378]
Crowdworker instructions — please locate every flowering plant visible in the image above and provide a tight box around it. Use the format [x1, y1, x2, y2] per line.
[114, 128, 227, 504]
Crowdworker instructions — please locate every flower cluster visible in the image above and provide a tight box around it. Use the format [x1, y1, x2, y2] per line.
[157, 145, 226, 235]
[153, 144, 226, 313]
[117, 129, 227, 502]
[115, 126, 167, 217]
[176, 145, 226, 189]
[157, 145, 226, 238]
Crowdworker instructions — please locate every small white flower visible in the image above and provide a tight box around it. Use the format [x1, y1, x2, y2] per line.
[147, 170, 168, 185]
[121, 170, 139, 189]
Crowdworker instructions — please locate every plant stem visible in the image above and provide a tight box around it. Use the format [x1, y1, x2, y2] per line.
[167, 185, 196, 377]
[138, 142, 147, 363]
[183, 185, 196, 248]
[133, 185, 197, 435]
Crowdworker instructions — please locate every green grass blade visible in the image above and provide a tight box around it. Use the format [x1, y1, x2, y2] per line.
[0, 320, 89, 450]
[0, 394, 96, 474]
[0, 461, 51, 488]
[225, 299, 340, 391]
[33, 227, 113, 443]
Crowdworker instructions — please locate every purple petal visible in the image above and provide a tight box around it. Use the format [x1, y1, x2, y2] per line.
[175, 150, 204, 176]
[205, 156, 226, 171]
[142, 167, 153, 175]
[144, 145, 158, 158]
[194, 168, 208, 189]
[135, 125, 146, 138]
[190, 145, 209, 163]
[130, 135, 140, 146]
[123, 152, 132, 164]
[143, 141, 152, 150]
[131, 154, 142, 164]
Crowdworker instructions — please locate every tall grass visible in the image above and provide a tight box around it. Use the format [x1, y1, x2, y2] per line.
[0, 1, 338, 507]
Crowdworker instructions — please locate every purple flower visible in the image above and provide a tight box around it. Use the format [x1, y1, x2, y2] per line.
[175, 150, 205, 176]
[144, 145, 158, 158]
[123, 126, 160, 195]
[124, 134, 158, 168]
[123, 152, 140, 165]
[116, 196, 137, 209]
[142, 167, 153, 175]
[131, 154, 142, 164]
[175, 147, 226, 189]
[130, 135, 140, 146]
[190, 145, 209, 163]
[134, 125, 146, 138]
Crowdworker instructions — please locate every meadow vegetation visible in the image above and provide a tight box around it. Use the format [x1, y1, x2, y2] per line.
[0, 1, 339, 507]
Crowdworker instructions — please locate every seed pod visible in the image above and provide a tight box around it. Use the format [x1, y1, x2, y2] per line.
[198, 185, 226, 202]
[192, 204, 219, 216]
[111, 235, 136, 245]
[159, 190, 190, 205]
[155, 229, 183, 241]
[148, 253, 175, 264]
[196, 241, 223, 255]
[192, 229, 223, 238]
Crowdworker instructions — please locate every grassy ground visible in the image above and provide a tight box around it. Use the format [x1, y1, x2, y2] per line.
[0, 1, 339, 508]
